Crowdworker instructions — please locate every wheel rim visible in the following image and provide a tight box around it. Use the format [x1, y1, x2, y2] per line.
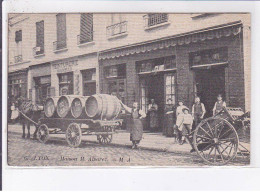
[37, 124, 49, 143]
[98, 134, 112, 144]
[193, 117, 239, 165]
[66, 123, 82, 148]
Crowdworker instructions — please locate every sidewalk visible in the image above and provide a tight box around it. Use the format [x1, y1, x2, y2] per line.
[7, 124, 250, 154]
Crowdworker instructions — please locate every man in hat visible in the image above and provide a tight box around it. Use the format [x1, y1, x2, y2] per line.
[176, 107, 193, 145]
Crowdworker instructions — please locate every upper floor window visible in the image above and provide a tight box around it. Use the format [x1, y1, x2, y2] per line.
[143, 13, 169, 28]
[33, 20, 44, 56]
[53, 13, 67, 51]
[106, 14, 127, 37]
[14, 30, 23, 63]
[78, 13, 94, 45]
[15, 30, 22, 42]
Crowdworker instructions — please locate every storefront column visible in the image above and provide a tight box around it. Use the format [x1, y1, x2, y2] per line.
[74, 70, 81, 95]
[175, 45, 193, 108]
[27, 69, 32, 99]
[50, 65, 59, 96]
[126, 59, 137, 107]
[227, 35, 245, 110]
[243, 25, 251, 111]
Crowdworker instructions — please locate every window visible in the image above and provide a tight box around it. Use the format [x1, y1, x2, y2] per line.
[33, 20, 44, 56]
[34, 76, 51, 104]
[165, 74, 175, 105]
[144, 13, 168, 28]
[106, 14, 127, 37]
[15, 30, 22, 42]
[189, 47, 228, 67]
[54, 13, 67, 51]
[137, 56, 176, 73]
[105, 64, 126, 78]
[140, 79, 148, 113]
[82, 69, 96, 96]
[14, 30, 22, 63]
[78, 13, 93, 44]
[58, 72, 73, 95]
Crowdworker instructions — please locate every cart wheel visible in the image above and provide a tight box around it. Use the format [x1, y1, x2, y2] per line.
[97, 134, 113, 144]
[193, 117, 239, 165]
[37, 124, 49, 143]
[66, 123, 82, 148]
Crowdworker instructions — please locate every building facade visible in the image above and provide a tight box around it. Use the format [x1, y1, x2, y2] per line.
[8, 13, 250, 131]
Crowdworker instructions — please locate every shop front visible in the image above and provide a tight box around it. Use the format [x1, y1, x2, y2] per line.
[8, 69, 28, 100]
[50, 53, 98, 97]
[29, 63, 51, 105]
[99, 21, 246, 132]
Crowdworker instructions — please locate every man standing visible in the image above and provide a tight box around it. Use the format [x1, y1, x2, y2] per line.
[192, 96, 206, 128]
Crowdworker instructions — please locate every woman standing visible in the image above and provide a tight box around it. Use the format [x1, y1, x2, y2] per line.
[163, 98, 176, 137]
[120, 101, 146, 149]
[147, 99, 158, 132]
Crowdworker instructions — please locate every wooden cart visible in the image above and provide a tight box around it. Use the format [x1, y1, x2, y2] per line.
[36, 117, 123, 148]
[186, 107, 250, 165]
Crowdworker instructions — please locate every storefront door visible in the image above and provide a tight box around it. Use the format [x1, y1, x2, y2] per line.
[194, 66, 225, 117]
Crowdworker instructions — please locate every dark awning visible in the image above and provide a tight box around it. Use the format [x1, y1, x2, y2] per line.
[99, 21, 242, 60]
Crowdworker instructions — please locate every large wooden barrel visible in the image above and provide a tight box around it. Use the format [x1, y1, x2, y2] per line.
[56, 95, 78, 118]
[85, 94, 122, 120]
[71, 96, 89, 118]
[44, 97, 60, 118]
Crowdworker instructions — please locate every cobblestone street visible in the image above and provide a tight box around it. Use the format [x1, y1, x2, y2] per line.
[7, 128, 250, 167]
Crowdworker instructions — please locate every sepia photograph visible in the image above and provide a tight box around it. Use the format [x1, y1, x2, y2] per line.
[7, 12, 251, 167]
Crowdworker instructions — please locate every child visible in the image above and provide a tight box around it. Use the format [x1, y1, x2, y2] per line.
[192, 96, 206, 127]
[176, 107, 193, 145]
[176, 101, 188, 117]
[213, 94, 226, 115]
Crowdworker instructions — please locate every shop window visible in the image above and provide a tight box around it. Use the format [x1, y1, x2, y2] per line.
[105, 64, 126, 78]
[189, 47, 228, 67]
[165, 74, 175, 105]
[104, 64, 126, 103]
[108, 79, 126, 104]
[140, 79, 148, 113]
[58, 72, 73, 95]
[137, 55, 176, 74]
[82, 69, 96, 96]
[34, 76, 51, 104]
[78, 13, 93, 45]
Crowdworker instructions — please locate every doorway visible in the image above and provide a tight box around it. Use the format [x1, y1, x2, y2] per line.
[194, 65, 226, 118]
[140, 73, 164, 131]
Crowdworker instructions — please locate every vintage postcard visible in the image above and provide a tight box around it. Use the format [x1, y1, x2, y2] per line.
[7, 12, 251, 167]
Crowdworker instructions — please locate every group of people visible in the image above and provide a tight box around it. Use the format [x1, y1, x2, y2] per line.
[119, 94, 226, 149]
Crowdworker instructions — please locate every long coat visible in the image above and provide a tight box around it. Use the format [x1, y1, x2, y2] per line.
[130, 109, 144, 141]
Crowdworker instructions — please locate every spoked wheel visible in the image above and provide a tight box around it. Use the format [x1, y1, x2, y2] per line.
[37, 124, 49, 143]
[97, 134, 113, 144]
[193, 117, 239, 165]
[66, 123, 82, 148]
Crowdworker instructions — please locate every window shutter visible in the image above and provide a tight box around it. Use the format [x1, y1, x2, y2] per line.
[36, 20, 44, 54]
[56, 13, 66, 49]
[80, 13, 93, 43]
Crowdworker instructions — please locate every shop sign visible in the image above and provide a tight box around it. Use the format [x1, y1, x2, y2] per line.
[53, 60, 78, 73]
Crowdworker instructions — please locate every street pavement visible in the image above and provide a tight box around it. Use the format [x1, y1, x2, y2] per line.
[7, 124, 250, 166]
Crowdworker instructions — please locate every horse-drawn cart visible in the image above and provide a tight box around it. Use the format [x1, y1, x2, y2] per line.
[37, 117, 123, 148]
[187, 107, 250, 165]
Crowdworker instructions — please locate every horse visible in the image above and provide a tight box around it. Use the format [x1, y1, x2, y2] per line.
[16, 97, 43, 139]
